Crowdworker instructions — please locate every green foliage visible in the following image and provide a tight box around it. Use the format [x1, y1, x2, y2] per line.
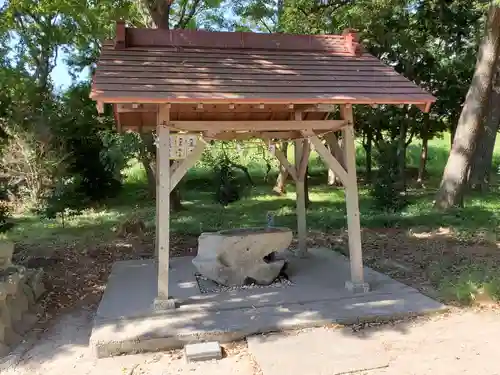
[214, 156, 241, 206]
[231, 0, 281, 32]
[282, 0, 485, 146]
[53, 83, 125, 202]
[432, 263, 500, 305]
[0, 182, 10, 233]
[201, 142, 261, 205]
[40, 175, 89, 226]
[370, 141, 408, 212]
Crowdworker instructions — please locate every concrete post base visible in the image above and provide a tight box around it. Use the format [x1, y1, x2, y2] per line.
[153, 298, 176, 311]
[345, 281, 370, 293]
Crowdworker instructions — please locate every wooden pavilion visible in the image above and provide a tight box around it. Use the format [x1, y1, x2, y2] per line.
[91, 22, 435, 310]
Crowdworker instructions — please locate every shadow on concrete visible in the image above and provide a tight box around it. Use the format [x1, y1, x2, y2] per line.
[88, 246, 446, 357]
[13, 223, 500, 366]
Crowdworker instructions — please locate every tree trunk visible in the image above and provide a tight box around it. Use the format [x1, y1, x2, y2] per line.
[327, 167, 336, 186]
[304, 166, 310, 208]
[417, 124, 429, 186]
[397, 121, 407, 187]
[142, 0, 201, 212]
[142, 0, 172, 29]
[469, 58, 500, 191]
[273, 141, 289, 194]
[140, 133, 157, 198]
[325, 134, 343, 186]
[364, 127, 373, 182]
[435, 6, 500, 209]
[277, 0, 284, 31]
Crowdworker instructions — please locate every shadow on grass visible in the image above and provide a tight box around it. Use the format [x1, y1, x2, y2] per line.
[6, 174, 500, 253]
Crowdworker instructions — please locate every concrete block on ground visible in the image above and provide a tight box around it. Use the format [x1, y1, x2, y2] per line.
[185, 342, 222, 362]
[22, 284, 35, 307]
[6, 292, 29, 324]
[1, 270, 21, 295]
[0, 300, 11, 326]
[0, 242, 14, 270]
[26, 269, 45, 300]
[0, 342, 8, 357]
[2, 325, 21, 346]
[12, 311, 37, 335]
[248, 327, 390, 375]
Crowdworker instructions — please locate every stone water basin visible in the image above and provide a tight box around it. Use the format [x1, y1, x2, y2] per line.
[192, 227, 292, 286]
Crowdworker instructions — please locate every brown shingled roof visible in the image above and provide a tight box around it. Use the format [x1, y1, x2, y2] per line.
[91, 24, 435, 110]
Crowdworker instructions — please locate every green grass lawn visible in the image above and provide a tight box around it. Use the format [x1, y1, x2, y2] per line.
[4, 132, 499, 246]
[3, 133, 500, 305]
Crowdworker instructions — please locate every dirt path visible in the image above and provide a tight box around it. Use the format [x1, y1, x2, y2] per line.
[2, 308, 500, 375]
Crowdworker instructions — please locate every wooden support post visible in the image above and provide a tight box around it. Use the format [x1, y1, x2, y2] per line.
[294, 111, 308, 257]
[154, 104, 176, 310]
[340, 105, 369, 293]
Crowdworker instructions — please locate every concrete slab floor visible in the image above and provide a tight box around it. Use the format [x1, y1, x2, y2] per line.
[248, 327, 391, 375]
[90, 248, 447, 358]
[6, 309, 500, 375]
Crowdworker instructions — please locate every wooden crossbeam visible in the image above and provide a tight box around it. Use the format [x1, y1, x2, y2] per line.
[117, 103, 158, 112]
[170, 120, 346, 132]
[204, 130, 327, 141]
[303, 130, 348, 185]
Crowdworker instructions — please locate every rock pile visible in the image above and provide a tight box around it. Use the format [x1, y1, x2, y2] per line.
[0, 241, 45, 356]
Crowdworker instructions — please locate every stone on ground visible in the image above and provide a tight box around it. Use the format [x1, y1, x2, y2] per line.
[184, 342, 222, 362]
[192, 227, 292, 286]
[0, 247, 46, 355]
[247, 327, 390, 375]
[0, 242, 14, 270]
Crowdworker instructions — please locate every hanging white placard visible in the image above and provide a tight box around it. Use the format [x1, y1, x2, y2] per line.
[268, 141, 276, 155]
[169, 134, 198, 159]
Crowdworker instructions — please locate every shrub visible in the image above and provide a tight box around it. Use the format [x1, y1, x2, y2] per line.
[370, 141, 408, 212]
[0, 182, 11, 233]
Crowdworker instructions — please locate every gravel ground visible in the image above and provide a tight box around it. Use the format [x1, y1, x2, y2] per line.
[2, 307, 500, 375]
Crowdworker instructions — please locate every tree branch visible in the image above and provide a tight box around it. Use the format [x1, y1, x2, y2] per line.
[176, 0, 201, 29]
[405, 129, 416, 148]
[175, 0, 188, 28]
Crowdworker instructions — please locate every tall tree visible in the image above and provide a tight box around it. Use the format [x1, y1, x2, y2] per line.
[435, 5, 500, 209]
[139, 0, 224, 210]
[469, 57, 500, 191]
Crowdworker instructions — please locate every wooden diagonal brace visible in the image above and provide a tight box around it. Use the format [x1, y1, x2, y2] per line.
[170, 160, 181, 175]
[262, 140, 298, 182]
[169, 140, 207, 193]
[303, 130, 348, 185]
